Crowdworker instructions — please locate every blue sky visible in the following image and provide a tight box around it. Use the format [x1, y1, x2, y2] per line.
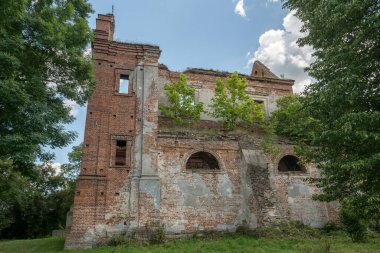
[52, 0, 313, 165]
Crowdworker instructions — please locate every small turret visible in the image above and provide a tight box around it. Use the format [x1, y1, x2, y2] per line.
[251, 60, 278, 78]
[94, 14, 115, 41]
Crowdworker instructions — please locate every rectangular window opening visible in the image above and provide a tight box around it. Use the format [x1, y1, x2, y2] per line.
[119, 74, 129, 94]
[254, 100, 265, 111]
[115, 140, 127, 166]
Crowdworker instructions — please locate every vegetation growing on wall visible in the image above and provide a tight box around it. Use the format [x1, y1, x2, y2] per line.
[269, 94, 320, 143]
[209, 72, 265, 131]
[159, 73, 204, 125]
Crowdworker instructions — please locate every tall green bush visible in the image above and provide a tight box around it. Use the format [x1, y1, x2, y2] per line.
[209, 72, 265, 131]
[159, 73, 204, 125]
[340, 200, 368, 242]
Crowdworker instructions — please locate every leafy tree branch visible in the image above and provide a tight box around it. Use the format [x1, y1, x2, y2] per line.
[159, 73, 204, 125]
[209, 72, 265, 131]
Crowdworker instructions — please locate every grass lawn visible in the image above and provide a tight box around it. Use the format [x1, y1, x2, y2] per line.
[0, 233, 379, 253]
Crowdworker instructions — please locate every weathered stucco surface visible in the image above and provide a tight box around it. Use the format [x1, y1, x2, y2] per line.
[65, 13, 338, 249]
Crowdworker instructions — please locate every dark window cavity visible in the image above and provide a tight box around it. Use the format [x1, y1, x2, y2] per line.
[186, 152, 220, 170]
[278, 155, 305, 172]
[115, 140, 127, 166]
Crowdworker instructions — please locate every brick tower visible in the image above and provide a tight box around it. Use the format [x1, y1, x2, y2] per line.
[65, 14, 161, 249]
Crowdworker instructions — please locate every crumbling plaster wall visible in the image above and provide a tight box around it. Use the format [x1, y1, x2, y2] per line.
[265, 146, 337, 228]
[157, 135, 247, 233]
[155, 131, 337, 233]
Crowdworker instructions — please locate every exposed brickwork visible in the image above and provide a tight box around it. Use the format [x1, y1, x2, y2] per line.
[65, 13, 338, 249]
[64, 13, 161, 249]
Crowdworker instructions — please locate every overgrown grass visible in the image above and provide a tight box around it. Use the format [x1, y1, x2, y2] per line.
[1, 233, 379, 253]
[0, 237, 65, 253]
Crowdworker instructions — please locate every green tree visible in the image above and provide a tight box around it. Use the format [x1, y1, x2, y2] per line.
[0, 161, 65, 238]
[261, 94, 314, 158]
[282, 0, 380, 240]
[61, 143, 82, 181]
[0, 160, 30, 234]
[0, 0, 94, 172]
[159, 73, 204, 125]
[0, 0, 92, 237]
[0, 144, 82, 239]
[269, 94, 321, 143]
[58, 143, 83, 223]
[340, 199, 369, 242]
[210, 72, 265, 131]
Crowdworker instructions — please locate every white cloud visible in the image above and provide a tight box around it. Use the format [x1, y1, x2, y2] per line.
[283, 11, 304, 37]
[267, 0, 279, 2]
[42, 162, 62, 175]
[248, 10, 314, 92]
[234, 0, 246, 17]
[47, 81, 57, 91]
[64, 99, 79, 117]
[51, 162, 62, 174]
[84, 47, 92, 59]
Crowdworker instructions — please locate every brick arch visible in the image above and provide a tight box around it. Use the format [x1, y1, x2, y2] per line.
[277, 155, 306, 173]
[183, 149, 224, 171]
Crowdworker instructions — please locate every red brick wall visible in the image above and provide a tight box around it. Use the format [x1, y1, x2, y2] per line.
[65, 13, 160, 249]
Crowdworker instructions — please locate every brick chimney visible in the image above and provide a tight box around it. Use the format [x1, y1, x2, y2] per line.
[94, 14, 115, 41]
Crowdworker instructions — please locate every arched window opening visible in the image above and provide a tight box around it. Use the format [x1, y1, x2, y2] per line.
[278, 155, 305, 172]
[186, 152, 220, 170]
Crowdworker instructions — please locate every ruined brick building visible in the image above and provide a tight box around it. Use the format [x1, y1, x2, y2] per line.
[65, 14, 338, 249]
